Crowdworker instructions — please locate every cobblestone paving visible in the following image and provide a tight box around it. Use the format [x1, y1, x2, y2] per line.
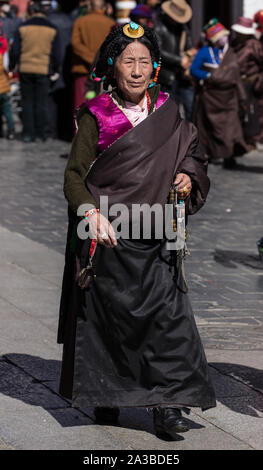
[185, 151, 263, 350]
[0, 139, 69, 253]
[0, 138, 262, 350]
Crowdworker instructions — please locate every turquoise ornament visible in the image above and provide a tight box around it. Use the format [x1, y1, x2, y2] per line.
[130, 22, 139, 31]
[123, 21, 144, 38]
[107, 57, 113, 66]
[153, 61, 158, 69]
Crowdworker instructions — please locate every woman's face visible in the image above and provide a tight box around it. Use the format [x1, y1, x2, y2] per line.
[114, 41, 153, 104]
[216, 34, 229, 48]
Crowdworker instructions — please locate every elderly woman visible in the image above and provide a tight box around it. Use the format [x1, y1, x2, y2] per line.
[58, 23, 216, 439]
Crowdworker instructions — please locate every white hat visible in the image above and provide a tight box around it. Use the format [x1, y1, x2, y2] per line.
[231, 17, 255, 35]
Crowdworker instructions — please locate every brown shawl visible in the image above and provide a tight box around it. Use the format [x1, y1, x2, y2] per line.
[86, 96, 209, 220]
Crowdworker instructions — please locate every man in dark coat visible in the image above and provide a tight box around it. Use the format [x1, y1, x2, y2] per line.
[0, 1, 22, 42]
[44, 0, 74, 140]
[154, 0, 195, 120]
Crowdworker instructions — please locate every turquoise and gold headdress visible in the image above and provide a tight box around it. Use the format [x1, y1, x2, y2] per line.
[123, 22, 145, 39]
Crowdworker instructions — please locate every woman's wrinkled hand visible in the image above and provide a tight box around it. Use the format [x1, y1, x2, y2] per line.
[173, 173, 192, 200]
[86, 212, 117, 248]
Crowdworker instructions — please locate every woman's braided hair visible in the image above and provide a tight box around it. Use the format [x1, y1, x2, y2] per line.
[94, 24, 161, 89]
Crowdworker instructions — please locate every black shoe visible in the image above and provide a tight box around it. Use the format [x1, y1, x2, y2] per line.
[94, 407, 120, 424]
[223, 157, 237, 169]
[153, 407, 189, 436]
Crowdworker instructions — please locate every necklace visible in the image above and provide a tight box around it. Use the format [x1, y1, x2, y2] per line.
[146, 90, 151, 112]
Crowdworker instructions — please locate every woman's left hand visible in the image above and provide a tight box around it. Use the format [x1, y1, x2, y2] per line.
[173, 173, 192, 200]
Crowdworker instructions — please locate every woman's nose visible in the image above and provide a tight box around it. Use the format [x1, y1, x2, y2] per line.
[131, 61, 143, 77]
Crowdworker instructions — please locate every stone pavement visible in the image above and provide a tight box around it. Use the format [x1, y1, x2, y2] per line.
[0, 138, 262, 450]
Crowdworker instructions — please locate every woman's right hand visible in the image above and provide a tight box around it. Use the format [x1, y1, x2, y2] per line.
[87, 212, 117, 248]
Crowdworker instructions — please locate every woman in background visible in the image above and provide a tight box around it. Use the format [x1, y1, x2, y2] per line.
[191, 18, 247, 168]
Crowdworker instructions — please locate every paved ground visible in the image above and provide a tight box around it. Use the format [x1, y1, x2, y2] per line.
[0, 137, 263, 450]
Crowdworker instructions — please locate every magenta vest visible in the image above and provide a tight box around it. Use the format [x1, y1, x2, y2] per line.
[83, 91, 168, 155]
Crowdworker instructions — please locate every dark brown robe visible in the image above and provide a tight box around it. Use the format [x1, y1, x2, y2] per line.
[192, 47, 247, 160]
[58, 94, 216, 411]
[233, 38, 263, 145]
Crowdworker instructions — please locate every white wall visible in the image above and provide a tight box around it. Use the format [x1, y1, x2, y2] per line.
[243, 0, 263, 18]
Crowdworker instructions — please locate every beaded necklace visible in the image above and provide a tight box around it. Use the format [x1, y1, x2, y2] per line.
[146, 90, 151, 112]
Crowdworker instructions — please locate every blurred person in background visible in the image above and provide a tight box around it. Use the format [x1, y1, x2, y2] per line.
[10, 0, 61, 142]
[146, 0, 160, 9]
[231, 17, 263, 151]
[130, 4, 153, 28]
[254, 9, 263, 43]
[9, 0, 28, 17]
[143, 0, 161, 22]
[71, 0, 115, 110]
[41, 0, 58, 13]
[0, 19, 14, 138]
[190, 19, 247, 168]
[44, 0, 74, 140]
[70, 0, 91, 21]
[0, 0, 22, 42]
[154, 0, 195, 121]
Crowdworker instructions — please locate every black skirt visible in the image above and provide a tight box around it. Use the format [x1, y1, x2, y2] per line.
[69, 238, 216, 410]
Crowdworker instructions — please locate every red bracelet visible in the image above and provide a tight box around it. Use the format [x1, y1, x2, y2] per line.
[84, 208, 100, 219]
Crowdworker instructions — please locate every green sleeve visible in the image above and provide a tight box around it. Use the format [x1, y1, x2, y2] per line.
[64, 111, 99, 214]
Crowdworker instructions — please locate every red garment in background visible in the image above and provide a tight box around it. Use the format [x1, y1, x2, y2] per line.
[0, 36, 8, 55]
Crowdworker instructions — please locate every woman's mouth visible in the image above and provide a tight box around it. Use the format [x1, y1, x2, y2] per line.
[128, 82, 144, 87]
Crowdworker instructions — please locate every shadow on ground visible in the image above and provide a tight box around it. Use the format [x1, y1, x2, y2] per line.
[1, 354, 263, 435]
[214, 249, 263, 270]
[226, 164, 263, 174]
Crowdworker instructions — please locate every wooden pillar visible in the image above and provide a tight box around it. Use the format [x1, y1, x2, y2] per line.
[231, 0, 243, 22]
[188, 0, 205, 44]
